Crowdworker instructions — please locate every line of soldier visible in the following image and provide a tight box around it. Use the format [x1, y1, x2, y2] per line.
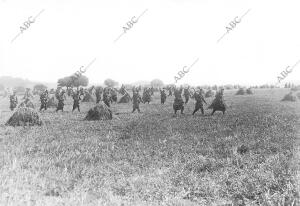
[8, 85, 226, 116]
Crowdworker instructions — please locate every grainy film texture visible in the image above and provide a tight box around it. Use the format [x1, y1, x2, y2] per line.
[0, 0, 299, 205]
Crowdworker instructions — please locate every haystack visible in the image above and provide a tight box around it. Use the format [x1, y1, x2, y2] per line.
[84, 102, 112, 121]
[246, 88, 253, 95]
[6, 107, 43, 126]
[208, 99, 226, 112]
[82, 92, 94, 102]
[118, 93, 131, 103]
[281, 93, 297, 102]
[47, 96, 57, 108]
[291, 86, 300, 91]
[111, 94, 118, 103]
[18, 99, 35, 109]
[205, 90, 214, 98]
[236, 88, 245, 95]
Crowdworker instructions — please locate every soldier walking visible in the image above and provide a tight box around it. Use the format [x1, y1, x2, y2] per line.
[160, 88, 167, 104]
[9, 91, 18, 111]
[132, 90, 142, 113]
[192, 89, 207, 115]
[111, 88, 118, 103]
[173, 87, 184, 115]
[95, 87, 103, 104]
[72, 90, 81, 112]
[184, 87, 191, 104]
[103, 88, 111, 107]
[142, 88, 151, 104]
[39, 89, 49, 111]
[168, 86, 173, 96]
[56, 90, 66, 112]
[208, 88, 226, 115]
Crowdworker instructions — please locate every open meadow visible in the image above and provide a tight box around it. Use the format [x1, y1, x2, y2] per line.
[0, 88, 299, 206]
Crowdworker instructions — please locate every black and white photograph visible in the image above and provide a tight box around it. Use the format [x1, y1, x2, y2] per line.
[0, 0, 299, 205]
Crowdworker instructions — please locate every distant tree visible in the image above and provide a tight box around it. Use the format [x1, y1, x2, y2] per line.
[0, 84, 4, 91]
[73, 75, 89, 88]
[104, 78, 119, 88]
[150, 79, 164, 88]
[58, 75, 88, 88]
[57, 76, 72, 88]
[14, 86, 26, 94]
[33, 84, 47, 93]
[259, 84, 270, 89]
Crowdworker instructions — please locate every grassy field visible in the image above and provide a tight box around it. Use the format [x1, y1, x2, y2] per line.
[0, 88, 299, 206]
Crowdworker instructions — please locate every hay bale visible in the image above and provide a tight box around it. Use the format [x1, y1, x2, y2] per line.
[47, 96, 57, 108]
[291, 86, 300, 91]
[281, 93, 297, 102]
[236, 88, 245, 95]
[82, 93, 94, 102]
[246, 88, 253, 95]
[18, 99, 34, 109]
[6, 107, 43, 126]
[118, 93, 131, 103]
[208, 99, 226, 112]
[84, 102, 112, 121]
[205, 90, 214, 98]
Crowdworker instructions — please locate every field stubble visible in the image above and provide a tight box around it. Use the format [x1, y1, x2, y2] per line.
[0, 88, 299, 205]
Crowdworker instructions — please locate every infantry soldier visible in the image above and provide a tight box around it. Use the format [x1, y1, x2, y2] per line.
[173, 87, 184, 115]
[72, 90, 81, 112]
[168, 86, 173, 96]
[208, 88, 226, 115]
[111, 88, 118, 103]
[95, 86, 103, 104]
[39, 89, 49, 111]
[183, 86, 191, 104]
[160, 88, 167, 104]
[9, 90, 18, 111]
[88, 86, 95, 96]
[55, 87, 61, 100]
[79, 87, 85, 97]
[23, 88, 33, 101]
[67, 87, 73, 97]
[142, 88, 151, 104]
[56, 90, 66, 112]
[103, 88, 111, 107]
[132, 89, 143, 113]
[192, 89, 207, 115]
[119, 85, 126, 95]
[150, 87, 154, 96]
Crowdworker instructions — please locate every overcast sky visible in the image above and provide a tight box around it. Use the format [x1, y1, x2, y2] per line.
[0, 0, 300, 86]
